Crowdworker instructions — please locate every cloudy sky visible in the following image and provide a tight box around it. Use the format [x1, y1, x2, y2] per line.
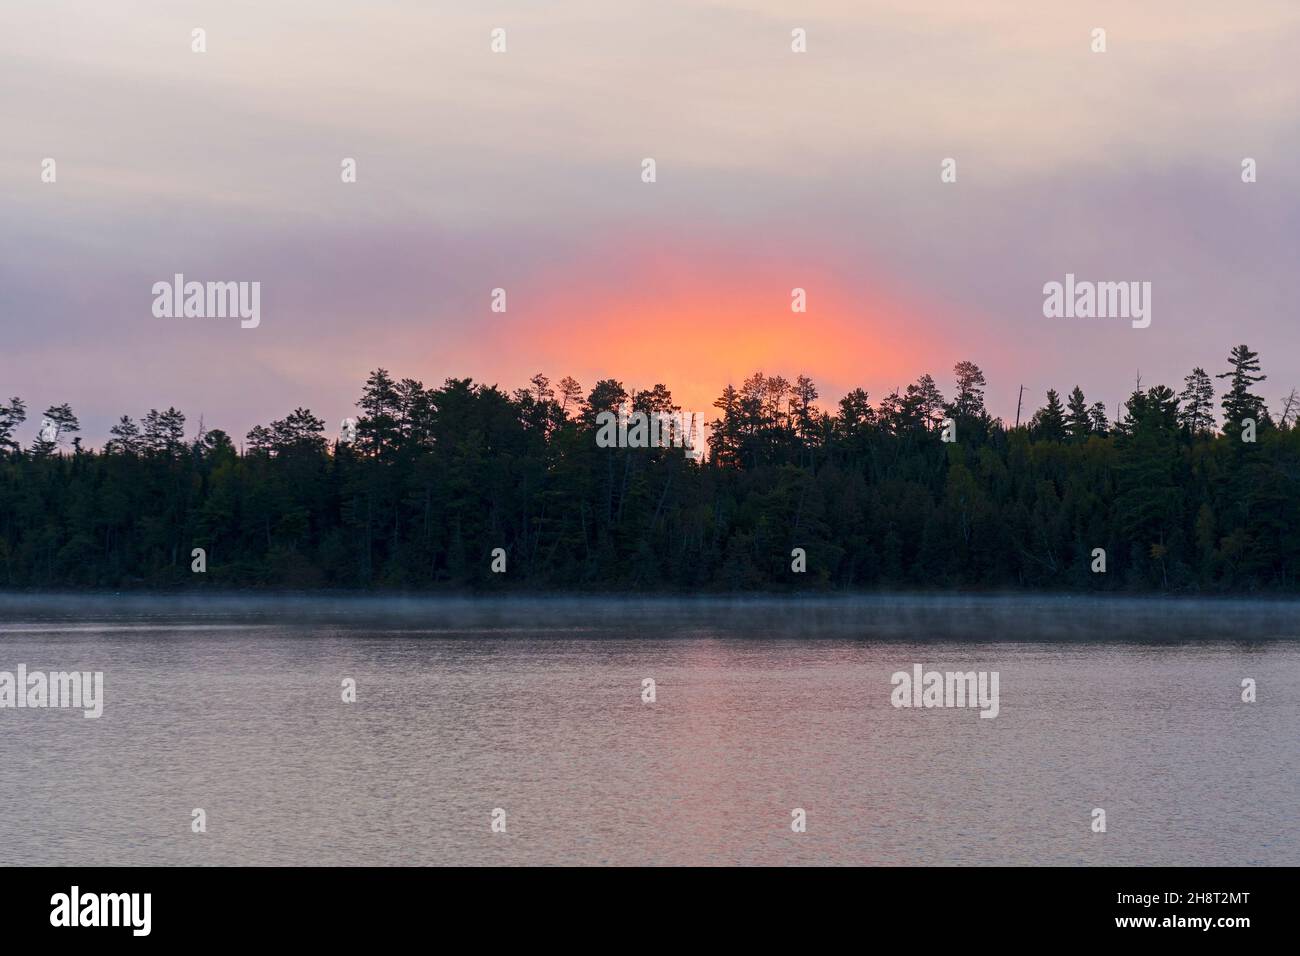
[3, 0, 1298, 444]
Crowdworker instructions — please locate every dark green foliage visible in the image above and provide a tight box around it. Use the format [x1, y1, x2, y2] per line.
[1030, 389, 1067, 442]
[1065, 387, 1092, 442]
[2, 351, 1298, 592]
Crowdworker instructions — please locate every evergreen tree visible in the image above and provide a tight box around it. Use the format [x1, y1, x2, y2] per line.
[557, 376, 584, 417]
[245, 424, 274, 455]
[708, 384, 742, 468]
[586, 379, 629, 418]
[792, 375, 819, 442]
[356, 368, 403, 456]
[269, 408, 327, 455]
[1065, 387, 1091, 441]
[950, 361, 987, 420]
[1, 349, 1297, 593]
[1217, 344, 1268, 438]
[1177, 367, 1215, 436]
[875, 388, 906, 435]
[142, 407, 186, 455]
[0, 398, 26, 454]
[31, 403, 79, 456]
[903, 374, 946, 432]
[1031, 390, 1066, 442]
[106, 416, 142, 455]
[1088, 401, 1109, 437]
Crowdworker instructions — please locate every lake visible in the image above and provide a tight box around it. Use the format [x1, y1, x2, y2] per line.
[1, 593, 1297, 866]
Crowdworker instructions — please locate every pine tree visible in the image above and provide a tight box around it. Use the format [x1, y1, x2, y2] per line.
[106, 416, 142, 455]
[708, 384, 742, 467]
[950, 361, 987, 420]
[792, 375, 819, 441]
[269, 408, 327, 455]
[1065, 386, 1091, 441]
[356, 368, 403, 456]
[877, 388, 905, 434]
[245, 424, 274, 455]
[557, 376, 584, 417]
[142, 407, 186, 455]
[0, 397, 26, 454]
[586, 379, 629, 418]
[1031, 390, 1066, 441]
[1088, 401, 1109, 436]
[32, 403, 79, 456]
[1, 351, 1295, 593]
[903, 374, 946, 431]
[1177, 367, 1215, 436]
[1217, 344, 1267, 438]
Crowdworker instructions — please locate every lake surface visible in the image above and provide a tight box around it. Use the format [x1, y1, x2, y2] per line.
[1, 593, 1297, 866]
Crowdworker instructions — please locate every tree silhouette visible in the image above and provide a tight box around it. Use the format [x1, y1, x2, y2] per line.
[1177, 368, 1216, 436]
[1217, 344, 1268, 438]
[1065, 387, 1092, 441]
[1, 348, 1297, 592]
[1031, 390, 1066, 442]
[0, 398, 26, 454]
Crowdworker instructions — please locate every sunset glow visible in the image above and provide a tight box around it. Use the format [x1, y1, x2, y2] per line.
[481, 239, 941, 416]
[2, 0, 1297, 443]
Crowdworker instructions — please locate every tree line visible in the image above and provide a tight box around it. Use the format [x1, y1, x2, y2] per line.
[1, 343, 1297, 592]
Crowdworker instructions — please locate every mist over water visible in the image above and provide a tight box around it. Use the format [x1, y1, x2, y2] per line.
[1, 593, 1297, 865]
[5, 591, 1300, 641]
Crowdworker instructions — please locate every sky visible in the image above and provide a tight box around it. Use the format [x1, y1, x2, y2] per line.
[2, 0, 1299, 445]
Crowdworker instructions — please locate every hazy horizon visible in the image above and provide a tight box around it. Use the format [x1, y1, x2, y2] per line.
[4, 1, 1299, 446]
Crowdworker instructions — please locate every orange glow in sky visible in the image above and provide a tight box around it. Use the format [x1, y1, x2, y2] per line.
[478, 239, 948, 417]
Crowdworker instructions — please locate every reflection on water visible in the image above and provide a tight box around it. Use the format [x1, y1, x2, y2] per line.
[0, 594, 1297, 866]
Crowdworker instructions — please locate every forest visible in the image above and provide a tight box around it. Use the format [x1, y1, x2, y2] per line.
[1, 344, 1297, 593]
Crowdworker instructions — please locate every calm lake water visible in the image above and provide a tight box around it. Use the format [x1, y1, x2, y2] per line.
[1, 594, 1297, 866]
